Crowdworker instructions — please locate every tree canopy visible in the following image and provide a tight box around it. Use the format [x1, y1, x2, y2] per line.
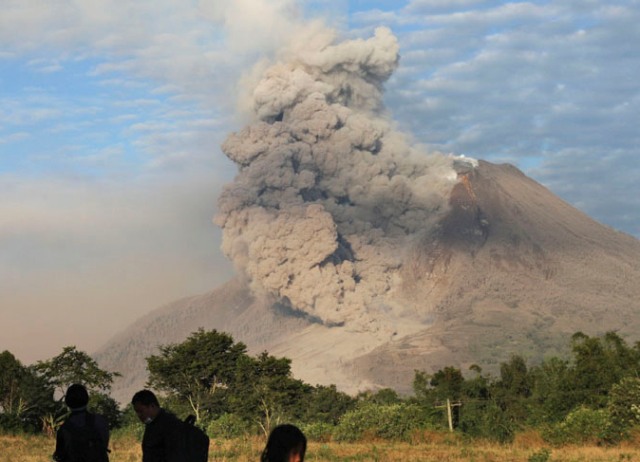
[33, 346, 119, 396]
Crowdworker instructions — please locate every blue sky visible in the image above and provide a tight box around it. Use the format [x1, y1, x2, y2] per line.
[1, 0, 638, 363]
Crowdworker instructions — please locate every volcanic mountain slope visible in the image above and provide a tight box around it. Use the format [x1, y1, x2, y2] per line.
[353, 159, 640, 390]
[95, 160, 640, 402]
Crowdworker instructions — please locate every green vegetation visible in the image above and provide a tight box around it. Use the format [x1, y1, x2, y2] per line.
[0, 350, 54, 433]
[0, 346, 121, 436]
[3, 329, 640, 449]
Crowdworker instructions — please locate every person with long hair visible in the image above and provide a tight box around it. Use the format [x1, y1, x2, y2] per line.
[260, 424, 306, 462]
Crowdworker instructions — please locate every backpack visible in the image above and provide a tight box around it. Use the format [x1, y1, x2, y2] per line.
[59, 412, 109, 462]
[183, 415, 209, 462]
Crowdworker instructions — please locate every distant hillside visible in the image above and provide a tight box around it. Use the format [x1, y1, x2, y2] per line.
[95, 161, 640, 403]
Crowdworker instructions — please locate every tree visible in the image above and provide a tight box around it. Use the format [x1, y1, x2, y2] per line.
[529, 356, 573, 424]
[231, 351, 310, 435]
[608, 377, 640, 431]
[491, 355, 532, 429]
[357, 388, 401, 406]
[303, 384, 355, 425]
[413, 367, 465, 430]
[0, 350, 55, 432]
[0, 350, 29, 416]
[569, 331, 639, 408]
[34, 346, 121, 429]
[89, 393, 123, 430]
[497, 355, 531, 397]
[412, 370, 431, 403]
[430, 367, 465, 402]
[34, 346, 119, 397]
[457, 365, 497, 439]
[413, 367, 464, 404]
[146, 329, 248, 420]
[146, 329, 320, 435]
[462, 364, 489, 401]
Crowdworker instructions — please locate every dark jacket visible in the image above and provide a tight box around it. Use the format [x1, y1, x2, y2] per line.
[53, 410, 110, 462]
[142, 409, 186, 462]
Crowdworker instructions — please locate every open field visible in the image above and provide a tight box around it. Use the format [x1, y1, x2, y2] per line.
[2, 432, 640, 462]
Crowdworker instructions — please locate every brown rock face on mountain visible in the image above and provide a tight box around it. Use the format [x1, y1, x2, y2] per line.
[96, 161, 640, 402]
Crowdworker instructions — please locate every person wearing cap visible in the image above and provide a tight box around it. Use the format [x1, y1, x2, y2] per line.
[53, 383, 110, 462]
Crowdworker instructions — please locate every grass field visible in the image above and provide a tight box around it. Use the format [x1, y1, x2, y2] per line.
[1, 431, 639, 462]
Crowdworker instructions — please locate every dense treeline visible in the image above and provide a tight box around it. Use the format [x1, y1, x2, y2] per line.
[3, 329, 640, 445]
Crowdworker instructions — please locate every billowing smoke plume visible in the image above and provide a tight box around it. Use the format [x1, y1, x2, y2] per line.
[216, 27, 458, 332]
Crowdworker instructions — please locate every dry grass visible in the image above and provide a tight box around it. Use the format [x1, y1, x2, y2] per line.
[1, 432, 639, 462]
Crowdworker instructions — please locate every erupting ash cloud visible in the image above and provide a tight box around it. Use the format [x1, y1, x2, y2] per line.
[216, 27, 458, 333]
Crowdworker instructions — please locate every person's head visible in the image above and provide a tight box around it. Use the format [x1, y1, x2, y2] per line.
[261, 424, 306, 462]
[64, 383, 89, 411]
[131, 389, 161, 424]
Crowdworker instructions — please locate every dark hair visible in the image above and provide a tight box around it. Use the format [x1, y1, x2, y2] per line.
[131, 389, 160, 407]
[261, 424, 306, 462]
[65, 383, 89, 409]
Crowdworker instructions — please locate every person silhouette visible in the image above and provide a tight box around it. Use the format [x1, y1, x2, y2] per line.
[53, 383, 110, 462]
[131, 389, 187, 462]
[260, 424, 306, 462]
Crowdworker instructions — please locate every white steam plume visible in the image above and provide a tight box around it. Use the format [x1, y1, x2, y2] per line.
[216, 27, 458, 332]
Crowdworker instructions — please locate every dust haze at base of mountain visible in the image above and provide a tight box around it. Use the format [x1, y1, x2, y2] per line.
[215, 26, 462, 334]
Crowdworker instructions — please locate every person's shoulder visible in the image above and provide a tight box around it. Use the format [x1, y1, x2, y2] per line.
[158, 409, 183, 426]
[163, 409, 181, 420]
[63, 411, 86, 427]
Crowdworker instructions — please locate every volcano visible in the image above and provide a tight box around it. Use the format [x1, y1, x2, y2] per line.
[95, 160, 640, 403]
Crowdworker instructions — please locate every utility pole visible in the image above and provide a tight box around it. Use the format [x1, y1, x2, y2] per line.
[436, 398, 462, 432]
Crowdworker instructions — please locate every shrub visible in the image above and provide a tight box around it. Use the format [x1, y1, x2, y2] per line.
[333, 402, 427, 442]
[542, 406, 619, 445]
[299, 421, 334, 442]
[207, 413, 252, 439]
[0, 414, 26, 434]
[111, 423, 145, 441]
[458, 400, 516, 443]
[608, 377, 640, 430]
[89, 393, 123, 430]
